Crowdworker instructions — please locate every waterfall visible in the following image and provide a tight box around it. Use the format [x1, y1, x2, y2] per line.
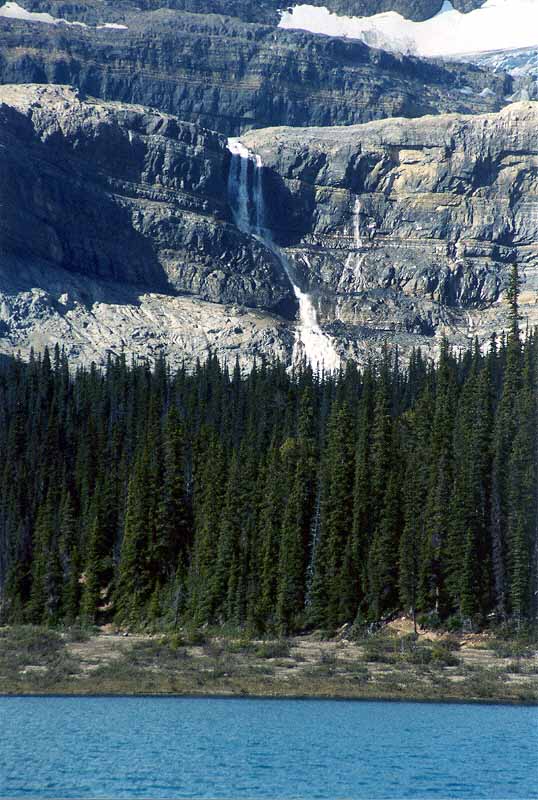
[353, 196, 363, 252]
[342, 195, 365, 292]
[227, 138, 340, 373]
[227, 139, 251, 232]
[348, 195, 364, 273]
[294, 256, 341, 372]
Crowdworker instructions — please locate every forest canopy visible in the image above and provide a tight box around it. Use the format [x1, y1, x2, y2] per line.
[0, 324, 536, 634]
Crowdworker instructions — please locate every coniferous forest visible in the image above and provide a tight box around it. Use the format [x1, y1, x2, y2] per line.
[0, 303, 537, 635]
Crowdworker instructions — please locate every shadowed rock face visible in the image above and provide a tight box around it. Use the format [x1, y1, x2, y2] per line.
[0, 84, 296, 367]
[0, 5, 515, 136]
[0, 84, 537, 368]
[0, 84, 291, 311]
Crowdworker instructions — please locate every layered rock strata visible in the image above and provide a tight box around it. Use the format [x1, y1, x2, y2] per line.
[0, 84, 291, 309]
[0, 5, 516, 136]
[240, 102, 538, 360]
[0, 84, 294, 367]
[1, 84, 537, 368]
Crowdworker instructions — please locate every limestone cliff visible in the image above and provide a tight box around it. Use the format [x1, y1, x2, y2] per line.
[241, 103, 538, 360]
[0, 84, 291, 309]
[0, 84, 536, 368]
[0, 4, 516, 136]
[0, 84, 294, 368]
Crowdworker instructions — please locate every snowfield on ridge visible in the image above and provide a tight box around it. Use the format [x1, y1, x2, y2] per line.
[279, 0, 538, 58]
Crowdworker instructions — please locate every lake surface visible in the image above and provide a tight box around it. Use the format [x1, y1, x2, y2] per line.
[0, 696, 536, 798]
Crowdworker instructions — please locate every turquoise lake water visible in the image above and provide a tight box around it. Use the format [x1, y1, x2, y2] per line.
[0, 696, 536, 798]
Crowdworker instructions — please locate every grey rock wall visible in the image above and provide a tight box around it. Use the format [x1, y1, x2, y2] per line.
[242, 103, 538, 359]
[14, 0, 486, 25]
[0, 7, 516, 136]
[1, 84, 536, 368]
[0, 84, 292, 311]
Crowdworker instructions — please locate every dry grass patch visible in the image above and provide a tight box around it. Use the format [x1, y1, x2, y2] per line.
[1, 623, 537, 702]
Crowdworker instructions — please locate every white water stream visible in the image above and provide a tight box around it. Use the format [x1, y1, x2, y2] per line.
[353, 196, 363, 251]
[227, 138, 340, 373]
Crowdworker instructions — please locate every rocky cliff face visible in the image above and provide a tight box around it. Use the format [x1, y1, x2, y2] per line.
[241, 103, 538, 360]
[0, 84, 536, 368]
[0, 84, 294, 368]
[0, 5, 517, 136]
[0, 84, 291, 310]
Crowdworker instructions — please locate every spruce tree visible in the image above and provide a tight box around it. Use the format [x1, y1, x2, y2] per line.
[115, 444, 156, 624]
[309, 404, 355, 631]
[257, 444, 285, 625]
[490, 264, 523, 619]
[0, 327, 535, 633]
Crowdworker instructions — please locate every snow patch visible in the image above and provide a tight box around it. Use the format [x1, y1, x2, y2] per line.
[0, 2, 128, 29]
[97, 22, 128, 30]
[0, 1, 87, 25]
[279, 1, 538, 59]
[0, 1, 57, 23]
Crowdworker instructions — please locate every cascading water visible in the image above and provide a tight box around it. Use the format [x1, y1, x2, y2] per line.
[339, 195, 366, 297]
[227, 138, 340, 372]
[227, 139, 254, 233]
[353, 196, 363, 252]
[344, 195, 364, 277]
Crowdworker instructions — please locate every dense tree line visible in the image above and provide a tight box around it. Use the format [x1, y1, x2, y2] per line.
[0, 296, 536, 633]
